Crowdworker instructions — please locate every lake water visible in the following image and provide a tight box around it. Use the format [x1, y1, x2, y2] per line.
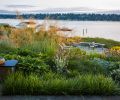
[0, 19, 120, 41]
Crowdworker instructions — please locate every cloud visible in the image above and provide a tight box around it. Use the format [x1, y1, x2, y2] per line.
[2, 5, 42, 12]
[6, 5, 36, 8]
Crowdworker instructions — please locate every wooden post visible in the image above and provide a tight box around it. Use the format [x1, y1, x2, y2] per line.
[83, 29, 85, 36]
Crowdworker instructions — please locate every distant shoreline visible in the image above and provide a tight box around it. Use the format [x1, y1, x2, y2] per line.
[0, 13, 120, 21]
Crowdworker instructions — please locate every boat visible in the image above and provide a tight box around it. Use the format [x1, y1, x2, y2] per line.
[58, 27, 72, 32]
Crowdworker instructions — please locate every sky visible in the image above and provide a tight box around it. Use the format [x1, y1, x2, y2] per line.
[0, 0, 120, 11]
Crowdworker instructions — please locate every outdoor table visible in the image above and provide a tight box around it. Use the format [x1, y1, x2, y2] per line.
[0, 60, 18, 74]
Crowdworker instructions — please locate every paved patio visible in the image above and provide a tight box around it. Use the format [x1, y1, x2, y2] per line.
[0, 96, 120, 100]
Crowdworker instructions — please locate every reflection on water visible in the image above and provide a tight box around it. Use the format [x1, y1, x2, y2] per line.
[0, 19, 120, 41]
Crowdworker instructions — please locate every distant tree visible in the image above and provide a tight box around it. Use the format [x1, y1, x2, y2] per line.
[0, 13, 120, 21]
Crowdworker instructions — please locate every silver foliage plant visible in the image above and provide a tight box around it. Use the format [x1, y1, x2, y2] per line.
[54, 44, 70, 73]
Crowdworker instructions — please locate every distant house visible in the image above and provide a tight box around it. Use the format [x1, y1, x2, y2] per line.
[17, 21, 36, 28]
[49, 25, 72, 32]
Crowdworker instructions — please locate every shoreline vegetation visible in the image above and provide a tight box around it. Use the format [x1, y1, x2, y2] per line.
[1, 14, 120, 21]
[0, 19, 120, 95]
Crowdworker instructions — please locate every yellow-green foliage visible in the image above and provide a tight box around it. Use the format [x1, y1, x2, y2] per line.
[59, 36, 81, 45]
[111, 46, 120, 52]
[108, 46, 120, 57]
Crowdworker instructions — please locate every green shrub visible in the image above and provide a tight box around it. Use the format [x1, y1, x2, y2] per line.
[68, 57, 106, 75]
[106, 56, 120, 62]
[0, 53, 50, 74]
[16, 49, 33, 56]
[68, 48, 86, 59]
[88, 52, 106, 59]
[91, 58, 110, 68]
[18, 57, 49, 74]
[22, 39, 58, 56]
[108, 62, 120, 83]
[0, 40, 15, 53]
[105, 46, 120, 62]
[3, 72, 119, 95]
[67, 48, 107, 75]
